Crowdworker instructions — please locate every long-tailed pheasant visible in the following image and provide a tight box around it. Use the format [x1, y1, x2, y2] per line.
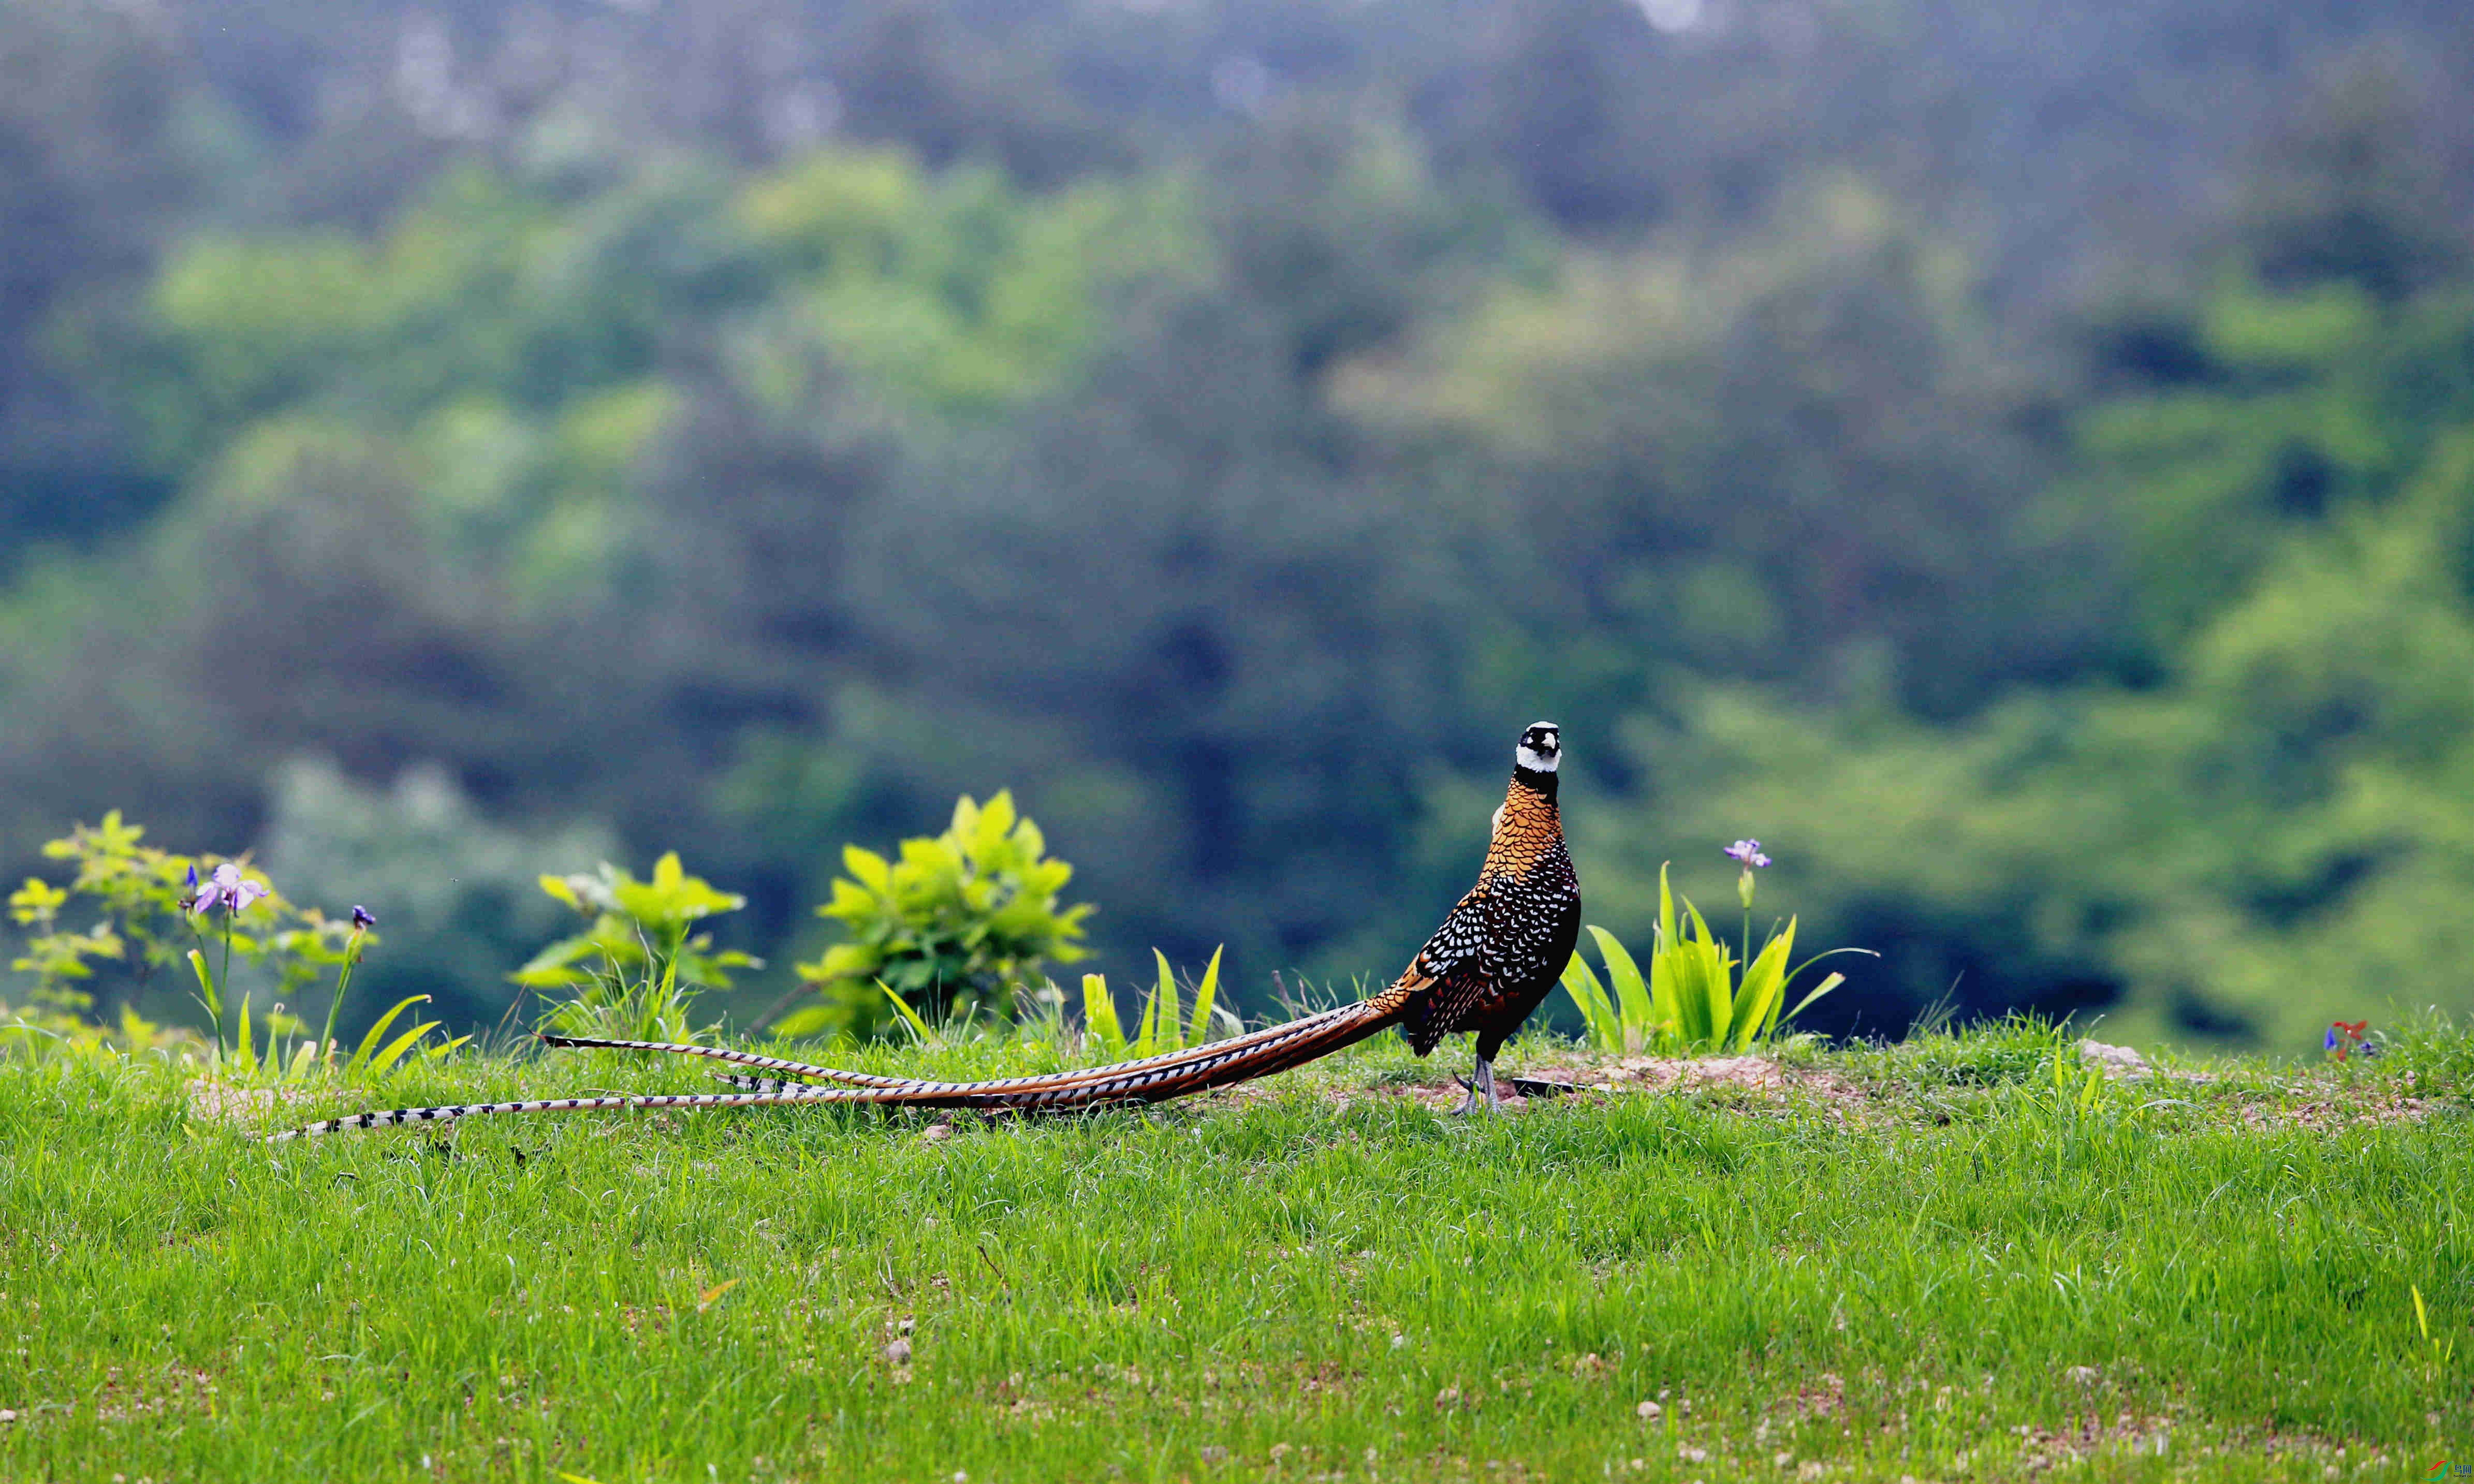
[269, 722, 1579, 1137]
[1393, 719, 1582, 1111]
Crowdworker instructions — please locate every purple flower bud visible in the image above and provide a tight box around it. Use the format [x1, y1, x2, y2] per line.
[186, 864, 198, 889]
[2322, 1026, 2343, 1052]
[352, 905, 376, 931]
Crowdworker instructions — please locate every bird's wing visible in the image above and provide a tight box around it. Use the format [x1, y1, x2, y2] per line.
[1398, 886, 1501, 1052]
[1410, 883, 1493, 983]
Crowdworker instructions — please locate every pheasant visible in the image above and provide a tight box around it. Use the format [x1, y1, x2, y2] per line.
[1394, 719, 1583, 1111]
[269, 722, 1579, 1138]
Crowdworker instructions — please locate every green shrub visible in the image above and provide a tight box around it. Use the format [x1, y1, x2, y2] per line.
[779, 791, 1092, 1038]
[516, 853, 759, 1041]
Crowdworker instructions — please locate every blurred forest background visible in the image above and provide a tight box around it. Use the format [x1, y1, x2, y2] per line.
[4, 0, 2472, 1052]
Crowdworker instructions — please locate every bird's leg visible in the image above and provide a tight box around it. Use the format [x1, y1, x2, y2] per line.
[1478, 1056, 1502, 1114]
[1452, 1063, 1481, 1115]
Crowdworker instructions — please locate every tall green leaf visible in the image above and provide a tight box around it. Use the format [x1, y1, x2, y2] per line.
[1733, 917, 1796, 1051]
[1558, 952, 1618, 1051]
[1656, 862, 1678, 964]
[1585, 925, 1654, 1054]
[1082, 972, 1126, 1057]
[1681, 901, 1734, 1047]
[1782, 971, 1846, 1027]
[365, 1018, 442, 1078]
[1185, 946, 1224, 1047]
[185, 948, 219, 1021]
[879, 981, 935, 1045]
[348, 995, 429, 1078]
[1150, 949, 1185, 1053]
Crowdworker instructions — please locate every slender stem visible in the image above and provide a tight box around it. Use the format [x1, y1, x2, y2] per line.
[220, 914, 237, 1065]
[318, 930, 364, 1076]
[189, 919, 223, 1055]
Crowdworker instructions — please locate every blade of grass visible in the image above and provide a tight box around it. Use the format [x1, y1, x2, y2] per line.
[880, 982, 935, 1045]
[365, 1020, 441, 1078]
[348, 995, 429, 1078]
[1781, 972, 1846, 1027]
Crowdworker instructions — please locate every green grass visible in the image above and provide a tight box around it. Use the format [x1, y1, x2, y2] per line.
[1, 1019, 2467, 1482]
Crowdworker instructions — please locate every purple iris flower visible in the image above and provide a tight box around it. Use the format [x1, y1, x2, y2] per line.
[351, 905, 376, 931]
[1724, 839, 1772, 869]
[191, 863, 269, 916]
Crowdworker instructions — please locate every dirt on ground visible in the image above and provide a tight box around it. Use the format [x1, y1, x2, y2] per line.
[1211, 1053, 1869, 1116]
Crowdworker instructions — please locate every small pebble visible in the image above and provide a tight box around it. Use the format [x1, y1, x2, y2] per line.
[1636, 1400, 1661, 1419]
[885, 1338, 913, 1365]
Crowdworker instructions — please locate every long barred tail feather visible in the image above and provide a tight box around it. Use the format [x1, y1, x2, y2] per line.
[537, 998, 1370, 1097]
[533, 1034, 884, 1086]
[268, 987, 1417, 1141]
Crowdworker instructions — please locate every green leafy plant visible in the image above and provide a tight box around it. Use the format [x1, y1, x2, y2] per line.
[5, 812, 380, 1069]
[778, 791, 1092, 1038]
[517, 853, 759, 1041]
[1560, 856, 1864, 1056]
[1081, 947, 1234, 1060]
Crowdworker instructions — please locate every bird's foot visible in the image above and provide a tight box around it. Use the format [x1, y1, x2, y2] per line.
[1454, 1062, 1504, 1115]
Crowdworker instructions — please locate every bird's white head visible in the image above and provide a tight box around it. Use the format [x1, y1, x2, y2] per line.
[1516, 721, 1562, 774]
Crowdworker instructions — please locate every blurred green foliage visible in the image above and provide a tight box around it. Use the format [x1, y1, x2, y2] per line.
[3, 0, 2471, 1052]
[783, 792, 1091, 1038]
[1581, 280, 2474, 1050]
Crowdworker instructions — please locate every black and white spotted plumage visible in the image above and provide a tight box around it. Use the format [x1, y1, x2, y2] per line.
[265, 723, 1578, 1137]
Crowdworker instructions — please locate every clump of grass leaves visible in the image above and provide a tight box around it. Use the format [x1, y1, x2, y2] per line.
[1561, 863, 1862, 1055]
